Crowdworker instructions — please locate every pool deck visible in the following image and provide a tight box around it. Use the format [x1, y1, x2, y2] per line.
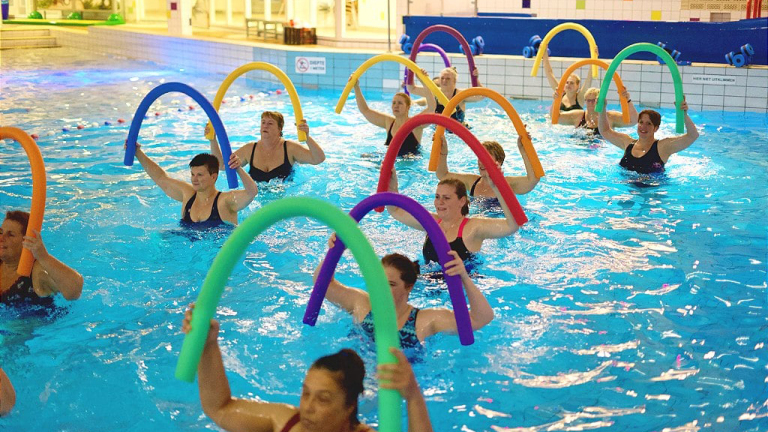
[2, 21, 766, 113]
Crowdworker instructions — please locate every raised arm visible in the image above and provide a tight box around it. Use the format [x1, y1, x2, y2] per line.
[386, 169, 430, 231]
[133, 144, 191, 202]
[658, 98, 699, 160]
[222, 156, 258, 214]
[551, 90, 584, 125]
[421, 250, 494, 337]
[435, 134, 479, 190]
[606, 89, 638, 128]
[27, 229, 84, 300]
[575, 46, 598, 106]
[312, 235, 372, 322]
[542, 50, 559, 91]
[468, 181, 519, 243]
[507, 133, 540, 195]
[460, 68, 486, 102]
[353, 80, 392, 128]
[378, 348, 435, 432]
[0, 368, 16, 417]
[207, 125, 251, 170]
[598, 103, 634, 150]
[416, 70, 437, 115]
[288, 120, 326, 165]
[183, 306, 294, 432]
[405, 72, 432, 99]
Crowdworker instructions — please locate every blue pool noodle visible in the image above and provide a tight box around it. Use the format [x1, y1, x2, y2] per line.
[123, 82, 239, 189]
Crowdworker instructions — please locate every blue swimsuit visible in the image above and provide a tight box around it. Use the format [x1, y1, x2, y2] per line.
[181, 192, 226, 228]
[360, 307, 421, 348]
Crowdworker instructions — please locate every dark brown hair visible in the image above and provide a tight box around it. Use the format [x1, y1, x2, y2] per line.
[311, 349, 365, 425]
[381, 253, 420, 288]
[189, 153, 220, 175]
[4, 210, 30, 234]
[261, 111, 285, 132]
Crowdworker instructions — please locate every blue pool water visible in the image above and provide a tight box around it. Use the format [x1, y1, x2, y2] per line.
[1, 47, 767, 431]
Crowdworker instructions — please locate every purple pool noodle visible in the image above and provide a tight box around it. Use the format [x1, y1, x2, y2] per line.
[402, 43, 451, 95]
[304, 192, 474, 345]
[405, 25, 478, 88]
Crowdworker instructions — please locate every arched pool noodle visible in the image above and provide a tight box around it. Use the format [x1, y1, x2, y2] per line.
[402, 43, 451, 93]
[175, 197, 402, 432]
[530, 22, 599, 79]
[306, 192, 474, 345]
[429, 87, 544, 178]
[596, 43, 684, 134]
[377, 113, 528, 226]
[552, 59, 629, 125]
[0, 127, 46, 277]
[337, 54, 450, 114]
[205, 62, 306, 142]
[405, 25, 478, 87]
[123, 82, 239, 189]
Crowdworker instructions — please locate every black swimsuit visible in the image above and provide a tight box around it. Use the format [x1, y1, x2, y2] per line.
[577, 113, 600, 135]
[384, 121, 420, 156]
[423, 218, 473, 264]
[560, 100, 583, 111]
[1, 274, 55, 307]
[181, 192, 225, 227]
[620, 140, 665, 174]
[435, 89, 466, 124]
[248, 140, 293, 182]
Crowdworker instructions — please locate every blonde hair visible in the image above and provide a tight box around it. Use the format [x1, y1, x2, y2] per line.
[584, 87, 600, 100]
[568, 73, 581, 86]
[440, 67, 459, 80]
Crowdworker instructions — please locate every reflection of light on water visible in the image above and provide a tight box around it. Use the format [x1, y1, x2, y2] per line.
[650, 368, 699, 381]
[489, 405, 645, 431]
[510, 360, 634, 389]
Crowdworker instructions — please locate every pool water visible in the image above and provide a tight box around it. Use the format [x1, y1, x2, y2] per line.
[1, 47, 767, 432]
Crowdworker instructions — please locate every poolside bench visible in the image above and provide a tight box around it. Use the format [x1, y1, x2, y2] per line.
[245, 18, 283, 40]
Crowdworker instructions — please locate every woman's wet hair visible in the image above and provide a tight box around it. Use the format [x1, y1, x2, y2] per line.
[381, 253, 420, 288]
[189, 153, 220, 175]
[311, 349, 365, 425]
[393, 92, 412, 108]
[437, 178, 470, 216]
[481, 141, 506, 164]
[4, 210, 30, 234]
[638, 109, 662, 128]
[261, 111, 285, 133]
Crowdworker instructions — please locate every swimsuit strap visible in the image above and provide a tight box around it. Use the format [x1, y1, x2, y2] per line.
[279, 412, 300, 432]
[249, 141, 258, 169]
[282, 139, 289, 164]
[469, 177, 481, 196]
[457, 218, 469, 237]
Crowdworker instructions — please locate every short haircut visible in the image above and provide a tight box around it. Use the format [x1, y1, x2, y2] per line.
[481, 141, 506, 164]
[261, 111, 284, 131]
[4, 210, 30, 234]
[584, 87, 600, 100]
[638, 109, 662, 128]
[189, 153, 220, 175]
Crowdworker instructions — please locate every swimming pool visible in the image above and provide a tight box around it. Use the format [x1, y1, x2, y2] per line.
[1, 47, 767, 431]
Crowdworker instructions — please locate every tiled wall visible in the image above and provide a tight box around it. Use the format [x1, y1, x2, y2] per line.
[478, 0, 757, 21]
[50, 27, 768, 113]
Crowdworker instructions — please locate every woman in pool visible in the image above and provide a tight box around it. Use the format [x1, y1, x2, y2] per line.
[435, 132, 539, 198]
[0, 211, 83, 306]
[351, 75, 436, 157]
[182, 305, 434, 432]
[551, 87, 637, 134]
[542, 50, 594, 112]
[407, 67, 484, 125]
[208, 111, 326, 182]
[387, 171, 519, 264]
[598, 97, 699, 174]
[0, 367, 15, 416]
[315, 241, 493, 347]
